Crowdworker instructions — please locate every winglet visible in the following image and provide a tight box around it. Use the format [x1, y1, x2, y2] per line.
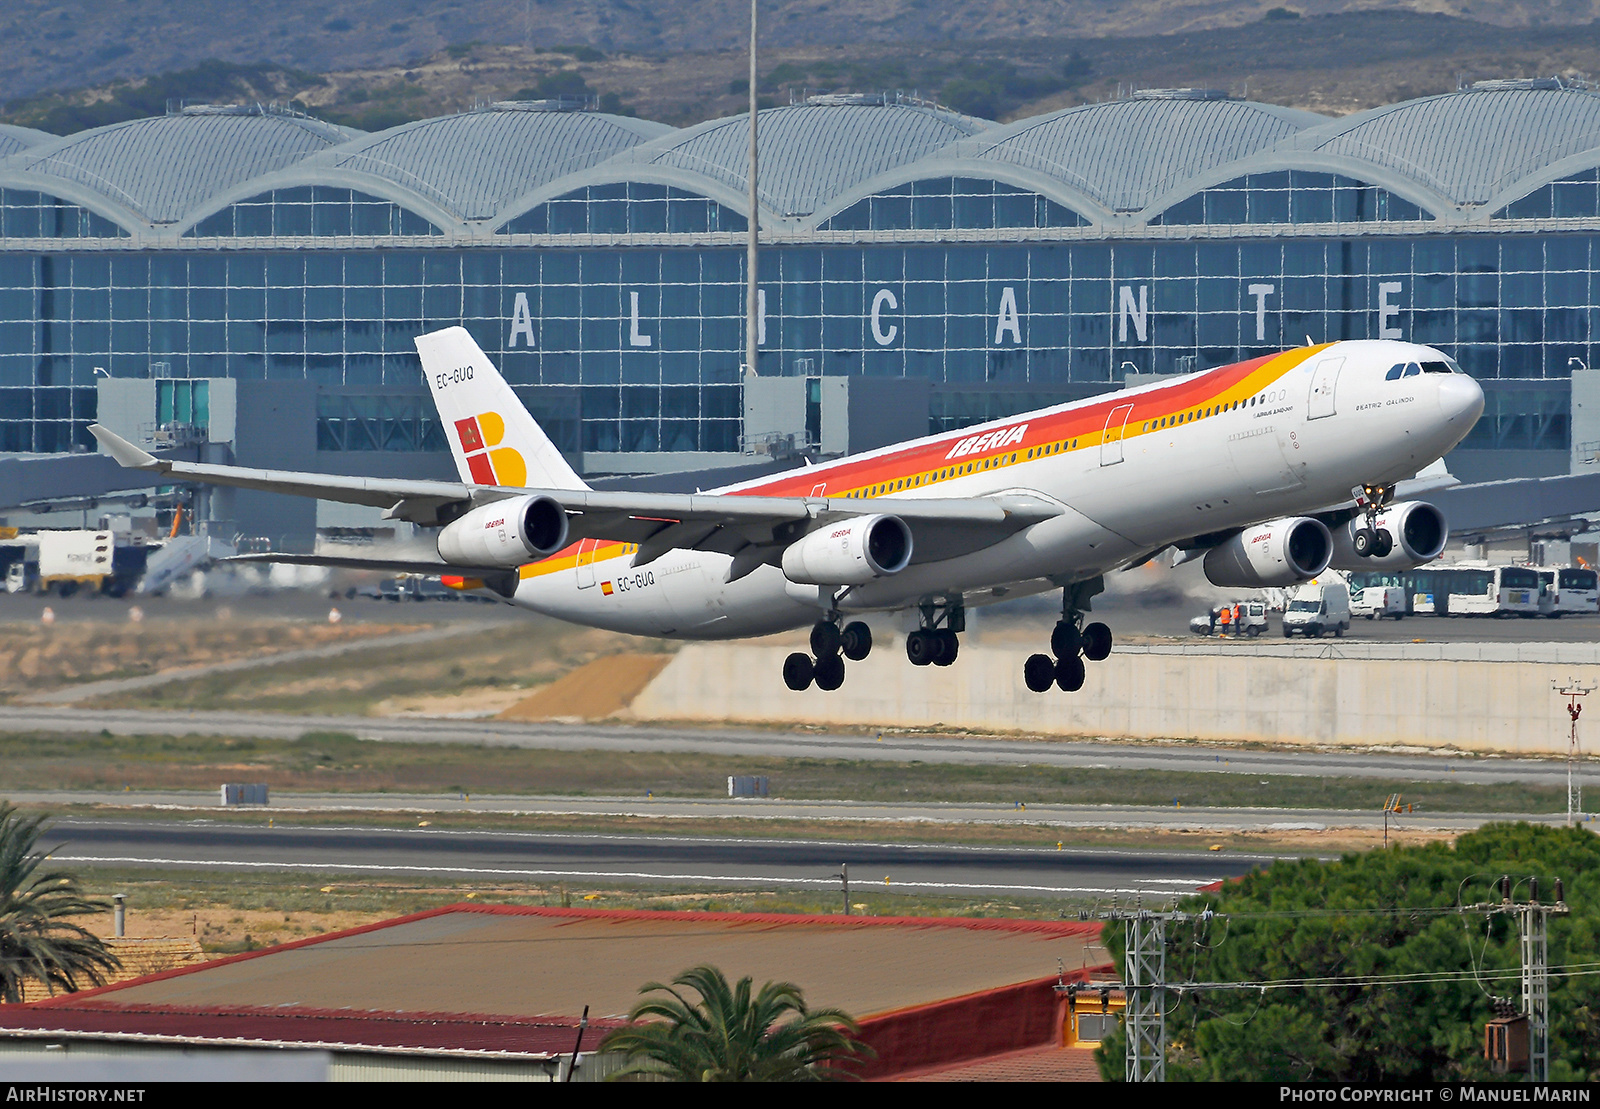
[88, 424, 164, 471]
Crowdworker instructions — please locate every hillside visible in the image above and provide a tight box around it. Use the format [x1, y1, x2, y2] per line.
[10, 3, 1600, 107]
[9, 8, 1600, 133]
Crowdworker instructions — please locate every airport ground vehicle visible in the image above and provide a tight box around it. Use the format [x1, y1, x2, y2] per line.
[1282, 581, 1352, 637]
[1352, 584, 1407, 619]
[1189, 602, 1268, 636]
[1538, 567, 1600, 616]
[92, 331, 1482, 694]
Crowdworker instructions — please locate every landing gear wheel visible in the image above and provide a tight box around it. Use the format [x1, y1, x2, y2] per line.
[810, 622, 841, 658]
[906, 630, 937, 667]
[782, 652, 815, 691]
[813, 653, 846, 691]
[1353, 528, 1376, 558]
[1055, 653, 1086, 692]
[1024, 653, 1056, 693]
[1050, 620, 1082, 658]
[1082, 622, 1113, 662]
[933, 629, 959, 666]
[841, 621, 873, 661]
[1372, 531, 1394, 558]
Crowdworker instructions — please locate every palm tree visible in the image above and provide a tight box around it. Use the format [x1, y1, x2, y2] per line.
[601, 964, 872, 1081]
[0, 803, 120, 1003]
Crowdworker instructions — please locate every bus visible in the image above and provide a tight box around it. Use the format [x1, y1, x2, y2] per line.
[1399, 566, 1541, 615]
[1538, 567, 1600, 616]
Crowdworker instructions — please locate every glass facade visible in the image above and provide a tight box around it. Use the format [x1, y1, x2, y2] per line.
[185, 187, 440, 238]
[820, 178, 1086, 231]
[1497, 169, 1600, 219]
[500, 183, 746, 235]
[0, 232, 1593, 455]
[0, 190, 126, 239]
[316, 392, 448, 452]
[1151, 172, 1427, 225]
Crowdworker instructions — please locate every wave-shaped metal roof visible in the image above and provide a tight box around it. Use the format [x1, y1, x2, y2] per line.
[1276, 83, 1600, 212]
[302, 104, 672, 224]
[15, 84, 1600, 237]
[598, 101, 989, 220]
[947, 93, 1326, 215]
[0, 124, 53, 160]
[2, 106, 357, 227]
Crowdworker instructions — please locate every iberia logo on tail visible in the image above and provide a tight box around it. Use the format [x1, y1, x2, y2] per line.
[454, 411, 527, 487]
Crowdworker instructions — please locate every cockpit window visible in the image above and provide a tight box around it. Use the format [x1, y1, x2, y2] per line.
[1420, 361, 1453, 374]
[1402, 363, 1421, 378]
[1385, 364, 1405, 381]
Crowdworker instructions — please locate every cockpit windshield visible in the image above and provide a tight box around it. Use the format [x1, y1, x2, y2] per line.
[1386, 360, 1457, 380]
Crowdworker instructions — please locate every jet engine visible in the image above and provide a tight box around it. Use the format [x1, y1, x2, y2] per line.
[1328, 500, 1448, 571]
[781, 514, 913, 586]
[436, 495, 570, 567]
[1203, 517, 1333, 588]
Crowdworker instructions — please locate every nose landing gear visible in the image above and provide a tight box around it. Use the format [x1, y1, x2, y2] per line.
[783, 614, 875, 691]
[1026, 578, 1111, 694]
[1351, 483, 1396, 558]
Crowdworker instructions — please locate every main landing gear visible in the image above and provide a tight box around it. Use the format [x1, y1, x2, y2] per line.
[783, 615, 874, 692]
[1025, 578, 1112, 694]
[905, 599, 963, 669]
[1350, 483, 1395, 559]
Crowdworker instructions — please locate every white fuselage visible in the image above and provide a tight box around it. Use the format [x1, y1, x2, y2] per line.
[504, 340, 1483, 639]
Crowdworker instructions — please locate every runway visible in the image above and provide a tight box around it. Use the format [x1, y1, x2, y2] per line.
[39, 817, 1264, 899]
[6, 705, 1578, 786]
[12, 788, 1565, 832]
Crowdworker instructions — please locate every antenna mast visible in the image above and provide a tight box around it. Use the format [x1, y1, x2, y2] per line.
[744, 0, 760, 379]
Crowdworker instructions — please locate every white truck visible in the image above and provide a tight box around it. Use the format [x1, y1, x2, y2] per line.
[1352, 585, 1408, 620]
[1282, 580, 1352, 638]
[37, 530, 113, 596]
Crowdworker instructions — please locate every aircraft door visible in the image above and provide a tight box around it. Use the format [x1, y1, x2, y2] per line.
[1308, 357, 1344, 420]
[575, 538, 598, 588]
[1100, 403, 1135, 466]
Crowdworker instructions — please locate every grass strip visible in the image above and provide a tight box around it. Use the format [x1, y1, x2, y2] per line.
[0, 729, 1569, 815]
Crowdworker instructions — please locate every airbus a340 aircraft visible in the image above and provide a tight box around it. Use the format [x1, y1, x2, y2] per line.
[89, 327, 1483, 694]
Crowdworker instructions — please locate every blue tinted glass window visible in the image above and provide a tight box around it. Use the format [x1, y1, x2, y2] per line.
[182, 189, 438, 238]
[501, 185, 745, 235]
[822, 178, 1085, 231]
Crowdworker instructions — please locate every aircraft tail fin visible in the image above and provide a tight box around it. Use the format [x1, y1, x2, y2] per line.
[415, 326, 587, 491]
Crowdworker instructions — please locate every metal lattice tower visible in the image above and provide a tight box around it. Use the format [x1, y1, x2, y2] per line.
[1521, 901, 1551, 1081]
[1124, 912, 1167, 1082]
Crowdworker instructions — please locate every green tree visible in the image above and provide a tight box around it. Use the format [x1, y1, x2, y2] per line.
[1094, 823, 1600, 1081]
[601, 964, 871, 1081]
[0, 803, 120, 1003]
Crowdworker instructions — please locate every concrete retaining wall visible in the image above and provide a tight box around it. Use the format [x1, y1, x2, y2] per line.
[627, 643, 1599, 756]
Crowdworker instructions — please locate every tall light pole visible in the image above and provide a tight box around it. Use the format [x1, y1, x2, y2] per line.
[744, 0, 760, 379]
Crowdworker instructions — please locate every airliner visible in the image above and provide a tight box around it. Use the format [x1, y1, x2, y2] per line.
[90, 328, 1483, 694]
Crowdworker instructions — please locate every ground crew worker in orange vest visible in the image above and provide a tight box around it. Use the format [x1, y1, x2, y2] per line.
[1218, 604, 1232, 636]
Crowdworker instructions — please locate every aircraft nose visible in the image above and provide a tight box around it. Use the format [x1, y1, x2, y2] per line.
[1437, 372, 1485, 426]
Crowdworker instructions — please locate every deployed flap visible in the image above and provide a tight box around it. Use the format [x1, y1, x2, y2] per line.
[416, 326, 587, 492]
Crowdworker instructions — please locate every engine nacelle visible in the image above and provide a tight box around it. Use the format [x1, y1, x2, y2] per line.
[436, 495, 570, 568]
[1203, 517, 1333, 588]
[1328, 500, 1448, 571]
[781, 514, 913, 586]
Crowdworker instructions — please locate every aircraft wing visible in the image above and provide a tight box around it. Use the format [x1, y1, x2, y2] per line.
[88, 424, 1062, 570]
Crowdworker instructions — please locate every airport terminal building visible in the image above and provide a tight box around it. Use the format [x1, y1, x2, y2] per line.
[2, 79, 1598, 543]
